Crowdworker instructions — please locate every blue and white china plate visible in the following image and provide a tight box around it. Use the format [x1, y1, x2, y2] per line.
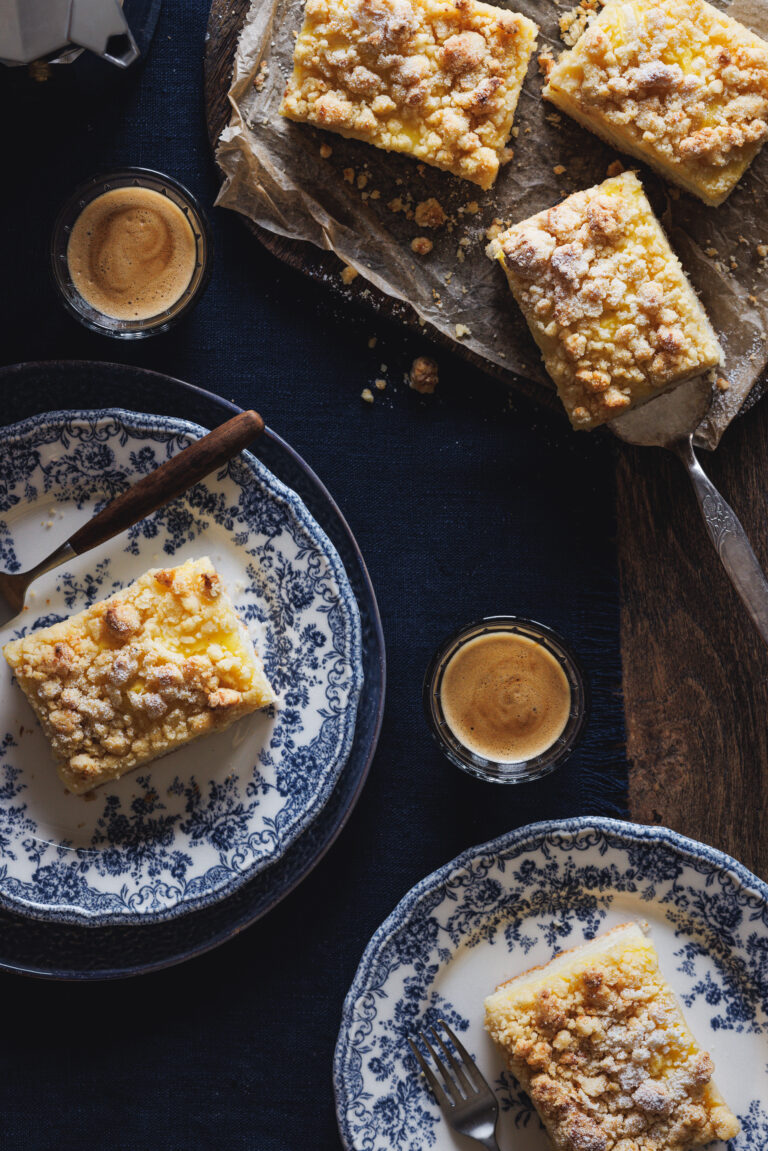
[0, 408, 363, 925]
[334, 817, 768, 1150]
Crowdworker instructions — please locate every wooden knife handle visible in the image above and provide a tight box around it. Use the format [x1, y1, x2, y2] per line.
[68, 410, 264, 556]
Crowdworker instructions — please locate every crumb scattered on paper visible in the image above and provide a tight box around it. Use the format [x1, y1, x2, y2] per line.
[538, 49, 555, 78]
[253, 61, 269, 90]
[414, 198, 447, 228]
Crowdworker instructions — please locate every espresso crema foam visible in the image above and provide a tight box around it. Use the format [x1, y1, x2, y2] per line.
[440, 632, 571, 763]
[66, 187, 197, 322]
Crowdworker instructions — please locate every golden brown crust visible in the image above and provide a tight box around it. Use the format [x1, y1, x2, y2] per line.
[487, 171, 722, 429]
[485, 923, 740, 1151]
[544, 0, 768, 205]
[279, 0, 538, 188]
[3, 558, 276, 793]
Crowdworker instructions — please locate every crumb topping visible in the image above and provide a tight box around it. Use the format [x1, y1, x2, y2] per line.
[485, 926, 740, 1151]
[487, 171, 721, 429]
[3, 558, 275, 793]
[280, 0, 538, 189]
[559, 0, 605, 48]
[545, 0, 768, 205]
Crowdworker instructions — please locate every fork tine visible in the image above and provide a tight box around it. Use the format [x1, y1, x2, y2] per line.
[419, 1030, 463, 1104]
[438, 1020, 488, 1092]
[429, 1025, 472, 1097]
[408, 1037, 454, 1111]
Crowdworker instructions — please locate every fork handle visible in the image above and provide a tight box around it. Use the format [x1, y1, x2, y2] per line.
[67, 410, 264, 556]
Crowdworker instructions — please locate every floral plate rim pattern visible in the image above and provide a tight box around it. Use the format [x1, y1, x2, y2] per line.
[333, 816, 768, 1151]
[0, 407, 364, 926]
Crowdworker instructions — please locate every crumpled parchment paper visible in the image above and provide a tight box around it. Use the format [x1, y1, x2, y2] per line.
[215, 0, 768, 448]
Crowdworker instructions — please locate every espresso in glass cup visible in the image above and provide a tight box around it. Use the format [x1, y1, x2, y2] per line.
[51, 168, 212, 338]
[423, 616, 587, 783]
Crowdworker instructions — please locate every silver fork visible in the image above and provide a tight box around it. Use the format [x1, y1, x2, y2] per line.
[409, 1020, 501, 1151]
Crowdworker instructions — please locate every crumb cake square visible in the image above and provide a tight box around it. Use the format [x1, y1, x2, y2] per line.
[485, 922, 740, 1151]
[279, 0, 538, 189]
[487, 170, 722, 429]
[543, 0, 768, 206]
[3, 557, 276, 794]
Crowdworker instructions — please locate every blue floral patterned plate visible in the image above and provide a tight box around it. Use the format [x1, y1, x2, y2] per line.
[334, 817, 768, 1150]
[0, 408, 363, 925]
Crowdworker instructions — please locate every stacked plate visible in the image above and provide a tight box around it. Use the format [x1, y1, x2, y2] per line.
[0, 361, 385, 978]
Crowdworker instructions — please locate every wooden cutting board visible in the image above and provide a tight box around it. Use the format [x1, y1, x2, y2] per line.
[204, 0, 768, 881]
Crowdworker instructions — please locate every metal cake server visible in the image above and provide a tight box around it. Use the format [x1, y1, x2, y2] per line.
[0, 409, 264, 630]
[612, 375, 768, 646]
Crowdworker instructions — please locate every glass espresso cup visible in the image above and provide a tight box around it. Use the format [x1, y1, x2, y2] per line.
[51, 168, 212, 338]
[423, 616, 588, 784]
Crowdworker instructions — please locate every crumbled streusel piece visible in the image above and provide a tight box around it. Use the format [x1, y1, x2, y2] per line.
[254, 60, 269, 90]
[485, 923, 740, 1151]
[279, 0, 538, 189]
[408, 355, 439, 392]
[411, 236, 434, 254]
[538, 47, 555, 78]
[544, 0, 768, 205]
[487, 171, 721, 429]
[484, 217, 506, 241]
[414, 197, 447, 227]
[341, 264, 359, 283]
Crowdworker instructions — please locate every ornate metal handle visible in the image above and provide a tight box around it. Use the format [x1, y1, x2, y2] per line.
[675, 435, 768, 646]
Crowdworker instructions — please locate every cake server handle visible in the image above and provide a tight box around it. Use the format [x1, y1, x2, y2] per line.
[0, 411, 264, 615]
[674, 433, 768, 646]
[68, 410, 264, 554]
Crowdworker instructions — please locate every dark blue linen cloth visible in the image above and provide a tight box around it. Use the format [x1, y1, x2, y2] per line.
[0, 4, 625, 1147]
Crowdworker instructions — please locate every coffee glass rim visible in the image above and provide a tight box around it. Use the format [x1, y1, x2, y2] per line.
[50, 166, 213, 339]
[422, 614, 589, 785]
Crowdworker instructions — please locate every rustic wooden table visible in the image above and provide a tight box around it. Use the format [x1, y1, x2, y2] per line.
[205, 0, 768, 883]
[619, 404, 768, 881]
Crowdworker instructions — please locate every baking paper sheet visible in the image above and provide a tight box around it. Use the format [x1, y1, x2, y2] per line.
[215, 0, 768, 447]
